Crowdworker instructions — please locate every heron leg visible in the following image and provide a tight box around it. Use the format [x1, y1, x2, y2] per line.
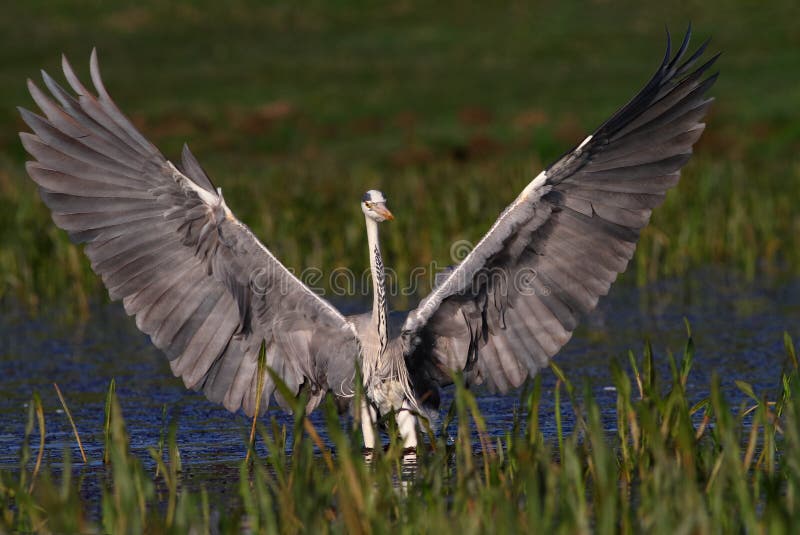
[396, 400, 418, 449]
[360, 399, 378, 449]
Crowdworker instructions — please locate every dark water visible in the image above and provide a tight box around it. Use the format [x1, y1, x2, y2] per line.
[1, 269, 798, 503]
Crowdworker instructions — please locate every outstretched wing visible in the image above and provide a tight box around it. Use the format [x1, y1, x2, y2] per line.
[19, 50, 360, 416]
[403, 28, 718, 392]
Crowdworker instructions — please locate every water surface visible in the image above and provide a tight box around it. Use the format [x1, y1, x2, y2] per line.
[1, 269, 798, 500]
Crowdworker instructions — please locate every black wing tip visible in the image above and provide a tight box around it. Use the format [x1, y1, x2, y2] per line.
[639, 27, 719, 102]
[545, 25, 717, 174]
[660, 23, 692, 64]
[663, 24, 700, 72]
[663, 22, 692, 42]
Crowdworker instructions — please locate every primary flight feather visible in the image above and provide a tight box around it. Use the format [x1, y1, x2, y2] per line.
[20, 28, 717, 449]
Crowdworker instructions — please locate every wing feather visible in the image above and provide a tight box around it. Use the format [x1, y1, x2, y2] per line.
[20, 52, 360, 416]
[404, 28, 717, 392]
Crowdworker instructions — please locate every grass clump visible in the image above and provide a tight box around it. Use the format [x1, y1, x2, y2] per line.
[1, 331, 799, 533]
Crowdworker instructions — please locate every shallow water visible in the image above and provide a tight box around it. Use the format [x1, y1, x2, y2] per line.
[1, 269, 798, 497]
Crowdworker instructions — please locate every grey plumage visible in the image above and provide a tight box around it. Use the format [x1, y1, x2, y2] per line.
[402, 28, 717, 398]
[20, 50, 360, 418]
[20, 28, 717, 443]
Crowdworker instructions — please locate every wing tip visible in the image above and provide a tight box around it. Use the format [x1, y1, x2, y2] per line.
[17, 105, 40, 126]
[89, 47, 108, 98]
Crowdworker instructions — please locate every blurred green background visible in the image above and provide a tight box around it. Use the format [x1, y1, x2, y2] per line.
[1, 0, 798, 314]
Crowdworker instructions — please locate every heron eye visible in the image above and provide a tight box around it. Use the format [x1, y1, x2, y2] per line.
[365, 201, 374, 209]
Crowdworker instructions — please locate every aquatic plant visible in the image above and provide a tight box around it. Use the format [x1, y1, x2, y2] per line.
[1, 332, 798, 533]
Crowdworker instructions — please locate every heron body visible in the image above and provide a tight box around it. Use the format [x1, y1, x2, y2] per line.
[19, 28, 717, 450]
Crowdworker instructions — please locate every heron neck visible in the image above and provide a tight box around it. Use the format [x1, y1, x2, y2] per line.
[365, 216, 389, 350]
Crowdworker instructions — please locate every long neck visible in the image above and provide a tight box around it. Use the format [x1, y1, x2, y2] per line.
[365, 216, 389, 351]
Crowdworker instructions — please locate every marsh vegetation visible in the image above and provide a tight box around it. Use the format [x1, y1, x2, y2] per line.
[1, 1, 798, 532]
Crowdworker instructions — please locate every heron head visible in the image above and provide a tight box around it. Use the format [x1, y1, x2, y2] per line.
[361, 189, 394, 222]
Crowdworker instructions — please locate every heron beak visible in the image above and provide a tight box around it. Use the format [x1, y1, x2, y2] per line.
[376, 205, 394, 221]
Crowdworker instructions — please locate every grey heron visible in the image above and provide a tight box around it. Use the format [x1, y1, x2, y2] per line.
[19, 28, 717, 450]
